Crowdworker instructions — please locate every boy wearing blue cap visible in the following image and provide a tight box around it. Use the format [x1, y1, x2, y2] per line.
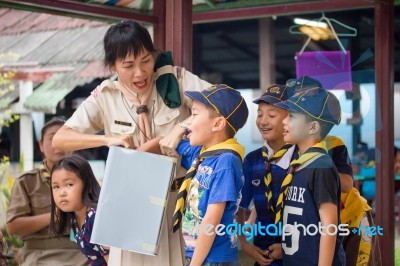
[238, 78, 353, 266]
[237, 84, 295, 266]
[274, 88, 345, 265]
[285, 76, 353, 192]
[285, 77, 382, 265]
[168, 84, 249, 266]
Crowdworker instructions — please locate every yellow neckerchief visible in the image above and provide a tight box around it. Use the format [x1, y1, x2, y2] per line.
[274, 141, 327, 224]
[172, 138, 244, 232]
[340, 187, 371, 225]
[262, 142, 294, 216]
[341, 188, 375, 265]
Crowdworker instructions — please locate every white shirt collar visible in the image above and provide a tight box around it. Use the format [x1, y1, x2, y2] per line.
[264, 141, 296, 169]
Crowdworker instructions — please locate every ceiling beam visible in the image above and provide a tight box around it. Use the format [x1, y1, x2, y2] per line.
[1, 70, 52, 83]
[0, 0, 158, 24]
[0, 66, 74, 82]
[193, 0, 375, 23]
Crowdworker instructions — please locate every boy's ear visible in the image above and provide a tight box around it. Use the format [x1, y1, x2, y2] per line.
[211, 116, 226, 132]
[308, 121, 321, 135]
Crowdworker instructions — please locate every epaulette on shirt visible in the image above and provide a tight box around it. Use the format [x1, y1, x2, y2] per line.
[96, 79, 117, 93]
[17, 169, 39, 179]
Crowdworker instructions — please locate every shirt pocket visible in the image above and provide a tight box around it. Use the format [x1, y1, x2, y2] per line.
[110, 123, 136, 136]
[31, 196, 50, 215]
[153, 109, 181, 136]
[154, 109, 181, 126]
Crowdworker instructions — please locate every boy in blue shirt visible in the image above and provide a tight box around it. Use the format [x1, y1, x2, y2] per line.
[238, 78, 352, 266]
[171, 84, 249, 266]
[274, 87, 345, 265]
[238, 84, 295, 266]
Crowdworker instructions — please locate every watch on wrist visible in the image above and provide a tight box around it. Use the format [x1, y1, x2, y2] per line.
[180, 121, 188, 129]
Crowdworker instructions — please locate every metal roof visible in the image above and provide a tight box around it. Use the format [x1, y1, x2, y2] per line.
[0, 8, 111, 113]
[0, 8, 104, 35]
[24, 67, 94, 113]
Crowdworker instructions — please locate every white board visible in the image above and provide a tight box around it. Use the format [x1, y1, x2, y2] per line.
[91, 146, 176, 255]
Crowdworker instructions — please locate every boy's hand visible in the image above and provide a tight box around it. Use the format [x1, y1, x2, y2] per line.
[159, 123, 186, 157]
[268, 243, 283, 260]
[241, 242, 273, 266]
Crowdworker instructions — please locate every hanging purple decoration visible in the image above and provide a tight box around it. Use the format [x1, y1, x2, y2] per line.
[296, 50, 352, 91]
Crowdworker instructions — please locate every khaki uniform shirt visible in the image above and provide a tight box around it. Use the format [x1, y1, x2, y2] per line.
[65, 67, 211, 266]
[7, 167, 52, 240]
[65, 67, 210, 148]
[6, 164, 87, 266]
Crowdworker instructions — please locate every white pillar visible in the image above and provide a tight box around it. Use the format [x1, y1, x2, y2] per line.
[19, 81, 33, 171]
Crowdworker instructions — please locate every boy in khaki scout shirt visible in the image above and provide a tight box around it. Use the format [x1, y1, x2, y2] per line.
[6, 118, 86, 266]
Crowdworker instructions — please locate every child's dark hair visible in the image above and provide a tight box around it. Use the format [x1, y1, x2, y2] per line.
[49, 154, 101, 236]
[305, 115, 334, 139]
[104, 20, 157, 69]
[41, 116, 66, 140]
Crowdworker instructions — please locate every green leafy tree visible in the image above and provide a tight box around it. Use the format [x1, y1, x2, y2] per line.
[0, 52, 20, 127]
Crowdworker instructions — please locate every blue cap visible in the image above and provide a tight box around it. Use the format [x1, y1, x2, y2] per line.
[253, 84, 289, 104]
[286, 76, 322, 92]
[185, 84, 249, 133]
[274, 88, 341, 125]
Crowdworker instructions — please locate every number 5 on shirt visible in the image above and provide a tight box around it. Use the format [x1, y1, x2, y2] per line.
[282, 206, 303, 255]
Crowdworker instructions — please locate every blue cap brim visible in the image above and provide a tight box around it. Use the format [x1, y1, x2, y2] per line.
[253, 95, 281, 105]
[274, 100, 305, 114]
[184, 91, 214, 110]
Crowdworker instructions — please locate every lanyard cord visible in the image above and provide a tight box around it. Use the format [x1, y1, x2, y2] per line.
[120, 93, 152, 143]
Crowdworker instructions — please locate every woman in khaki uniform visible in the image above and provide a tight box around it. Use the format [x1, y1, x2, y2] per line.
[6, 117, 87, 266]
[53, 21, 210, 266]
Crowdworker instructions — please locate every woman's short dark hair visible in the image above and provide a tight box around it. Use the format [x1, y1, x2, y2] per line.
[104, 20, 157, 69]
[49, 154, 101, 236]
[41, 116, 66, 140]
